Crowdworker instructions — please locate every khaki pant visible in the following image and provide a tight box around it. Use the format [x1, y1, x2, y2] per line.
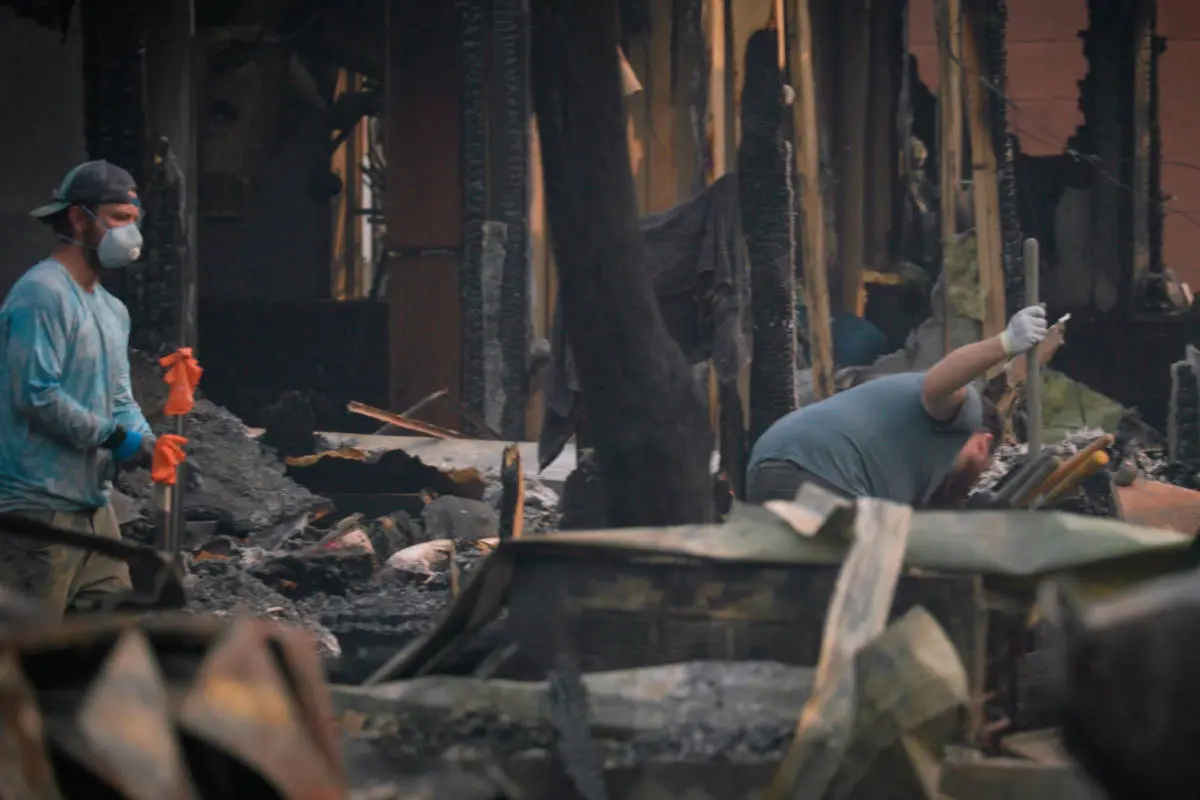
[0, 505, 131, 619]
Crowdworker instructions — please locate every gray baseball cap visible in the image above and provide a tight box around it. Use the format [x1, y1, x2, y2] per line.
[30, 160, 140, 219]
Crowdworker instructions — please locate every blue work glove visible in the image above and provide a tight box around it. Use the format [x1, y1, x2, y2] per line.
[102, 426, 152, 464]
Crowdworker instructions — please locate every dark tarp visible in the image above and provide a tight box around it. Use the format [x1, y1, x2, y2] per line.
[539, 173, 751, 469]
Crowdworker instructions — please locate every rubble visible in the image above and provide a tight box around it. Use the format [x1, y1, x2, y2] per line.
[103, 388, 568, 685]
[336, 661, 812, 765]
[118, 399, 330, 535]
[420, 496, 498, 541]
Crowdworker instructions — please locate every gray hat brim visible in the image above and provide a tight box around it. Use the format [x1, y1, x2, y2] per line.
[29, 201, 70, 219]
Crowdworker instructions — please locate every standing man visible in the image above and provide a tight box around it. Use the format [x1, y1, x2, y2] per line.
[0, 160, 154, 616]
[747, 305, 1048, 507]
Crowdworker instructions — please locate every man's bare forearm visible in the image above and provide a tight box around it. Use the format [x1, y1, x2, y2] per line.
[920, 336, 1007, 419]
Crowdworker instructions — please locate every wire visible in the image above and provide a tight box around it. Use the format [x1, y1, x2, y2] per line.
[943, 44, 1200, 233]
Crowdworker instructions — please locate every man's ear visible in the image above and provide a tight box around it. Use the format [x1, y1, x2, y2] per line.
[67, 205, 89, 234]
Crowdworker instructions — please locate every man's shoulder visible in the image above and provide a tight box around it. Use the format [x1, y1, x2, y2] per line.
[2, 260, 72, 311]
[94, 285, 130, 320]
[835, 371, 924, 404]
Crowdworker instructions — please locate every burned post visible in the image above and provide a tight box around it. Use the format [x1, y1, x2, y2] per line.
[459, 0, 531, 440]
[739, 29, 798, 447]
[459, 0, 487, 429]
[979, 0, 1025, 309]
[530, 0, 715, 526]
[789, 0, 835, 400]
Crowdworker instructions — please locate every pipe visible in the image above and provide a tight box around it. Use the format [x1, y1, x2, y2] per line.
[1024, 238, 1042, 459]
[1031, 434, 1115, 502]
[1041, 451, 1111, 508]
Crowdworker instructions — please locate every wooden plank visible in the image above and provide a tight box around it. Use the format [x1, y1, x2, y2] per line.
[963, 4, 1006, 339]
[526, 123, 552, 440]
[384, 4, 462, 427]
[764, 498, 914, 799]
[645, 0, 681, 214]
[865, 0, 898, 289]
[625, 38, 651, 210]
[709, 0, 738, 431]
[835, 0, 871, 315]
[674, 0, 707, 200]
[709, 0, 736, 180]
[936, 0, 966, 352]
[384, 8, 461, 426]
[731, 0, 775, 145]
[788, 0, 835, 399]
[1132, 0, 1154, 289]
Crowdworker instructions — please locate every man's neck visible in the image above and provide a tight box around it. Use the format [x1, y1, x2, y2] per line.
[51, 243, 100, 292]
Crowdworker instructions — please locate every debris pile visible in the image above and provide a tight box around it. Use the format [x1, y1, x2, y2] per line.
[118, 399, 330, 536]
[111, 396, 561, 680]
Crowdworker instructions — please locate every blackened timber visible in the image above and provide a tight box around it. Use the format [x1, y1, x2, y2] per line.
[140, 0, 197, 353]
[981, 0, 1024, 309]
[719, 381, 747, 500]
[459, 0, 487, 419]
[1131, 0, 1154, 288]
[81, 0, 147, 310]
[674, 0, 708, 197]
[963, 1, 1005, 339]
[1150, 25, 1165, 276]
[1078, 0, 1137, 309]
[789, 0, 835, 400]
[835, 0, 870, 314]
[494, 0, 531, 440]
[531, 0, 715, 526]
[740, 30, 797, 447]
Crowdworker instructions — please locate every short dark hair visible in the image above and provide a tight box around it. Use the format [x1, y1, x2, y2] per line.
[979, 397, 1004, 453]
[43, 206, 89, 239]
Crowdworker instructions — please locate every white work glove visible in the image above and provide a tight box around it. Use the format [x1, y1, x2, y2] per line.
[999, 304, 1048, 357]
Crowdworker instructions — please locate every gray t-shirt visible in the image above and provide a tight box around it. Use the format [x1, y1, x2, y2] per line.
[748, 372, 982, 505]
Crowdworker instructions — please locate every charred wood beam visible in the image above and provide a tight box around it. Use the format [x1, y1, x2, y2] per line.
[493, 0, 531, 440]
[789, 0, 835, 400]
[531, 0, 715, 526]
[459, 0, 487, 419]
[461, 0, 531, 440]
[740, 30, 797, 448]
[963, 0, 1005, 338]
[673, 0, 708, 197]
[81, 0, 146, 307]
[1077, 0, 1138, 310]
[834, 0, 870, 314]
[980, 0, 1024, 309]
[1131, 0, 1152, 289]
[1150, 26, 1165, 276]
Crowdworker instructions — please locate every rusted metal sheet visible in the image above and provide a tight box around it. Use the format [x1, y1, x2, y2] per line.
[1115, 478, 1200, 535]
[178, 619, 344, 798]
[0, 614, 345, 799]
[0, 651, 58, 799]
[69, 629, 191, 799]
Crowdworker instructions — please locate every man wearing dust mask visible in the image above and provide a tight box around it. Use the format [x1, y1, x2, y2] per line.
[0, 160, 155, 617]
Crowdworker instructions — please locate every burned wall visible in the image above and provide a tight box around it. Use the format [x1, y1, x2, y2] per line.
[0, 6, 86, 299]
[198, 115, 332, 303]
[1158, 1, 1200, 287]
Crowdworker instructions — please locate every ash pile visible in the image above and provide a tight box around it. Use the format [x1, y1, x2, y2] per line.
[112, 395, 561, 682]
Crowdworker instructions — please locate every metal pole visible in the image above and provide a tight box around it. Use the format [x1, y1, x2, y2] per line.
[1024, 238, 1041, 459]
[157, 0, 198, 558]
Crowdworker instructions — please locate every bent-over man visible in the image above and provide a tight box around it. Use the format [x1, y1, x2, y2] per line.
[747, 305, 1048, 507]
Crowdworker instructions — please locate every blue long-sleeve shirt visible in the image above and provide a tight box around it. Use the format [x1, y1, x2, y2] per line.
[0, 259, 152, 512]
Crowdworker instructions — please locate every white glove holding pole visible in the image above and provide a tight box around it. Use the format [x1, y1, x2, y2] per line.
[999, 304, 1048, 357]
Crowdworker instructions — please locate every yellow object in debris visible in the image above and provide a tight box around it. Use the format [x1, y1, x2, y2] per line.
[1044, 450, 1111, 506]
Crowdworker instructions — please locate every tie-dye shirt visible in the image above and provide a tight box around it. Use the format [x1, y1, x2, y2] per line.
[0, 258, 151, 511]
